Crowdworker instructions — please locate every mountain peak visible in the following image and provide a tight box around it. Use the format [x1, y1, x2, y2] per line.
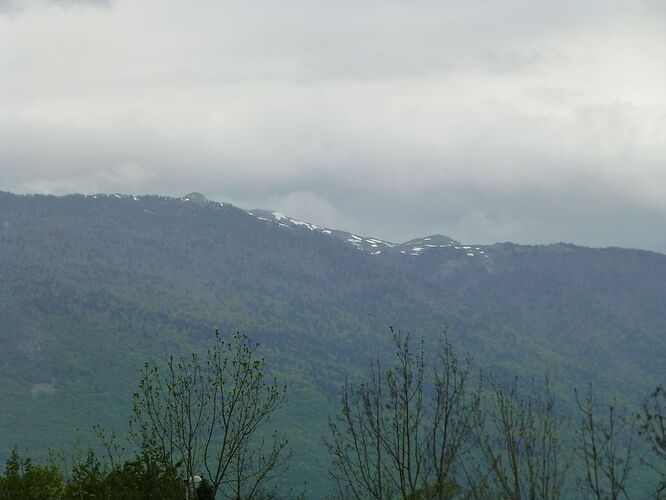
[182, 192, 208, 205]
[403, 234, 459, 246]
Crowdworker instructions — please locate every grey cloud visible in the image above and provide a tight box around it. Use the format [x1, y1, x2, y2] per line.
[1, 1, 665, 253]
[0, 0, 22, 12]
[47, 0, 109, 5]
[0, 0, 109, 14]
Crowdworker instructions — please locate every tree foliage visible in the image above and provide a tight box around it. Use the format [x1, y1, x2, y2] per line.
[0, 448, 63, 500]
[131, 331, 290, 499]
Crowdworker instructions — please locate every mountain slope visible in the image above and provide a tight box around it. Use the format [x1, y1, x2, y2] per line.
[1, 191, 665, 494]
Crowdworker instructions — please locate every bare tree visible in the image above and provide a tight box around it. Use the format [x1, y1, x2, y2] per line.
[326, 329, 478, 499]
[574, 385, 636, 500]
[638, 386, 666, 498]
[428, 335, 480, 498]
[470, 375, 570, 500]
[131, 331, 290, 499]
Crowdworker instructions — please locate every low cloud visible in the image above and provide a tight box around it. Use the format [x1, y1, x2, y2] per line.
[20, 164, 154, 195]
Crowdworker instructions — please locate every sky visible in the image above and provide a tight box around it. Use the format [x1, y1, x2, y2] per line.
[1, 0, 665, 251]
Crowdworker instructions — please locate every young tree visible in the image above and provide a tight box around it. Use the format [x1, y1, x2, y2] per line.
[0, 448, 63, 500]
[428, 334, 480, 497]
[326, 330, 478, 499]
[44, 428, 184, 499]
[470, 375, 570, 500]
[638, 386, 666, 497]
[574, 386, 636, 500]
[131, 331, 290, 499]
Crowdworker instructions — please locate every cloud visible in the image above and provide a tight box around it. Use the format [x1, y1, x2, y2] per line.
[0, 0, 109, 14]
[20, 164, 154, 195]
[1, 1, 665, 252]
[48, 0, 109, 4]
[0, 0, 22, 12]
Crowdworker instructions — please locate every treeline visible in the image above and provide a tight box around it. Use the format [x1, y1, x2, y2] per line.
[1, 330, 665, 499]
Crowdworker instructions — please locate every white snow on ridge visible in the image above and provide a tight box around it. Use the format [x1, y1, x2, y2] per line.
[263, 211, 325, 232]
[366, 238, 394, 247]
[290, 219, 316, 230]
[247, 209, 492, 259]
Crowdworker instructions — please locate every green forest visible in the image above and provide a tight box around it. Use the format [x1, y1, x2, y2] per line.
[1, 192, 665, 498]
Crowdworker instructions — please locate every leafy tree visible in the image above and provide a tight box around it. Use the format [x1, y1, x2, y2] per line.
[131, 331, 290, 499]
[0, 448, 63, 500]
[197, 477, 216, 499]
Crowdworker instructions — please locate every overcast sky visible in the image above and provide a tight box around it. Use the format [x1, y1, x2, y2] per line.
[1, 0, 665, 251]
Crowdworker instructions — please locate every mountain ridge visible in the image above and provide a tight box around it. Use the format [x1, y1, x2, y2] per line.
[1, 189, 665, 494]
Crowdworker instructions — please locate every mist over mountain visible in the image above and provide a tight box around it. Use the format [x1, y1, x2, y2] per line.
[1, 190, 665, 493]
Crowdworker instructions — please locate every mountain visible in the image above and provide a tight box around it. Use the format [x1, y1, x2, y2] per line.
[250, 208, 461, 255]
[1, 190, 665, 494]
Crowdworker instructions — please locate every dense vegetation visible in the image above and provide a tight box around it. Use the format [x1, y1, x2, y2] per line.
[1, 331, 664, 498]
[1, 190, 665, 495]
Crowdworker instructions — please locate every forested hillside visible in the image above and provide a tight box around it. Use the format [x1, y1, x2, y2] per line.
[1, 191, 665, 494]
